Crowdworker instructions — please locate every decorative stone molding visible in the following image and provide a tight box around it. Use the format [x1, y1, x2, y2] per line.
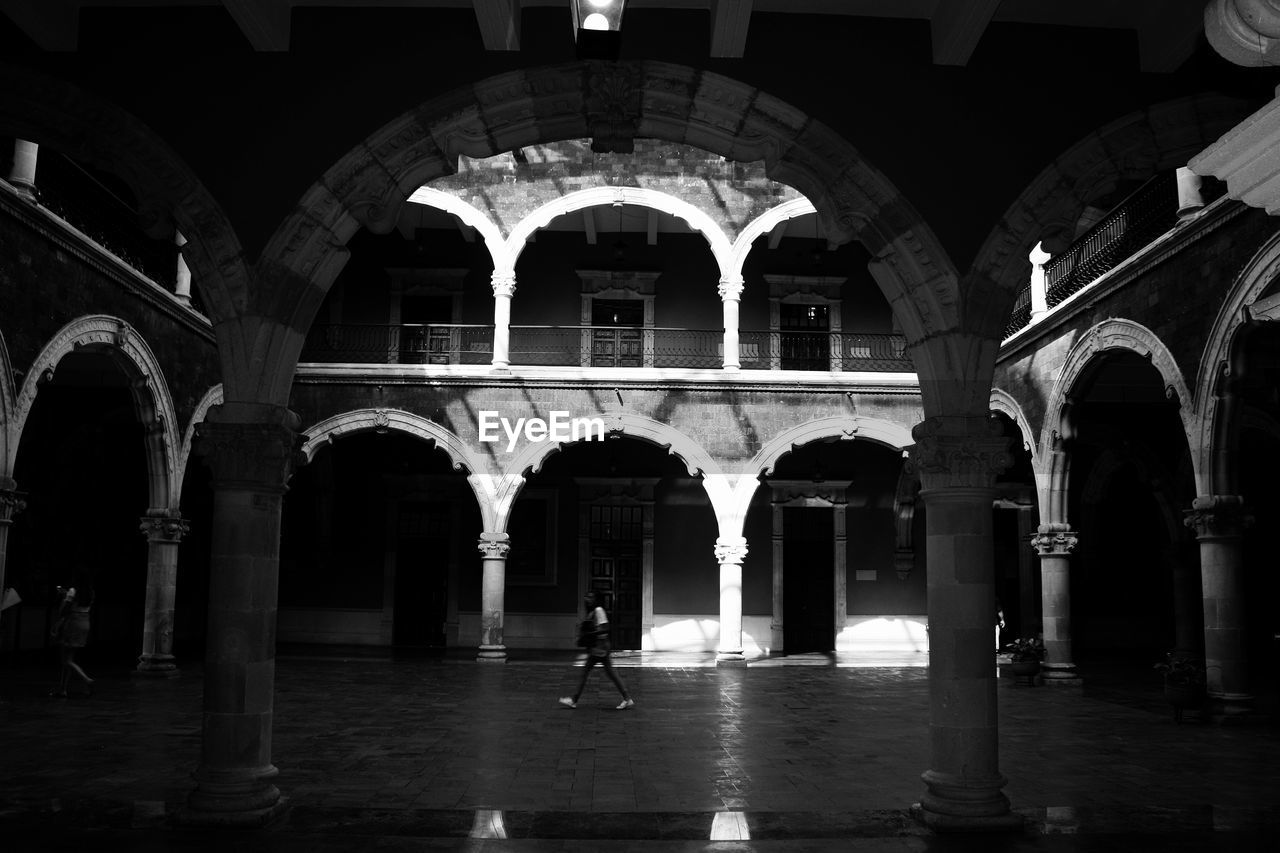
[1204, 0, 1280, 66]
[909, 415, 1013, 490]
[491, 273, 517, 299]
[1184, 494, 1251, 539]
[195, 406, 302, 493]
[477, 533, 512, 560]
[717, 276, 744, 301]
[1030, 528, 1078, 556]
[0, 479, 27, 521]
[140, 513, 191, 542]
[585, 63, 642, 154]
[714, 536, 748, 565]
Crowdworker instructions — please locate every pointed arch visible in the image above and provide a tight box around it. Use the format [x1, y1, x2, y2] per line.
[10, 315, 181, 511]
[176, 384, 223, 501]
[299, 408, 498, 530]
[0, 328, 14, 481]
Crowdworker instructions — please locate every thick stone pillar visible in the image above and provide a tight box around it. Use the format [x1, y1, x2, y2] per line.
[137, 510, 191, 676]
[911, 416, 1020, 831]
[490, 274, 515, 370]
[716, 536, 748, 664]
[1031, 525, 1078, 683]
[1184, 495, 1252, 714]
[174, 231, 193, 305]
[477, 532, 509, 661]
[8, 139, 38, 198]
[0, 478, 28, 602]
[184, 404, 300, 826]
[718, 276, 743, 371]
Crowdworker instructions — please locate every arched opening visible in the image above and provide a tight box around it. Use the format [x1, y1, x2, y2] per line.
[990, 411, 1038, 646]
[7, 349, 150, 661]
[279, 431, 482, 654]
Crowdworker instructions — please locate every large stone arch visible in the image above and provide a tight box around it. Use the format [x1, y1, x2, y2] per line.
[504, 186, 734, 278]
[1193, 228, 1280, 495]
[260, 61, 962, 411]
[10, 315, 182, 511]
[0, 328, 15, 482]
[720, 415, 915, 541]
[299, 408, 498, 529]
[1042, 319, 1198, 492]
[0, 63, 248, 328]
[967, 93, 1255, 326]
[494, 412, 729, 535]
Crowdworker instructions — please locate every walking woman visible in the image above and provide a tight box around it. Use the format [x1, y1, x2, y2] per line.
[50, 568, 95, 697]
[560, 591, 634, 710]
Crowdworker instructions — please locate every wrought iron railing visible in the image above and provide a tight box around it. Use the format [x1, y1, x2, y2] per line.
[34, 149, 177, 287]
[1004, 170, 1184, 339]
[301, 324, 913, 372]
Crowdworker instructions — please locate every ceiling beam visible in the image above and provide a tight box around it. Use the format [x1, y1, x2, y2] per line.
[930, 0, 1000, 66]
[710, 0, 752, 59]
[224, 0, 292, 52]
[473, 0, 521, 51]
[3, 0, 78, 51]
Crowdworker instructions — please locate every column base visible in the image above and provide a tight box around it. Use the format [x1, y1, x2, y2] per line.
[182, 765, 287, 827]
[914, 770, 1022, 832]
[476, 645, 507, 662]
[135, 654, 181, 677]
[1041, 663, 1081, 685]
[1209, 691, 1254, 719]
[715, 650, 746, 667]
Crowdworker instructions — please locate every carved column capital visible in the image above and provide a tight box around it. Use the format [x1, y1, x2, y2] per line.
[715, 536, 748, 565]
[195, 405, 303, 493]
[1184, 495, 1251, 540]
[477, 532, 511, 560]
[1031, 527, 1078, 556]
[491, 273, 516, 299]
[717, 276, 744, 301]
[140, 513, 191, 542]
[0, 477, 27, 522]
[908, 416, 1013, 490]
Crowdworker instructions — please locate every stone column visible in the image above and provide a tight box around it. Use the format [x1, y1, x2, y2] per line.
[1028, 242, 1050, 323]
[911, 416, 1020, 831]
[184, 404, 300, 826]
[715, 536, 748, 664]
[174, 231, 193, 305]
[136, 510, 190, 676]
[477, 532, 509, 661]
[0, 478, 28, 603]
[1030, 525, 1078, 683]
[490, 273, 515, 370]
[771, 505, 784, 652]
[718, 275, 743, 371]
[8, 139, 38, 198]
[1184, 495, 1252, 713]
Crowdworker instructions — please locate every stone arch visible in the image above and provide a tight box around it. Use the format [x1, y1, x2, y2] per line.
[504, 186, 734, 278]
[261, 61, 960, 412]
[494, 412, 729, 535]
[406, 186, 510, 273]
[988, 388, 1038, 459]
[10, 315, 181, 511]
[299, 408, 498, 530]
[967, 94, 1255, 325]
[722, 415, 915, 541]
[727, 198, 817, 281]
[0, 64, 248, 327]
[1193, 228, 1280, 495]
[176, 384, 223, 501]
[0, 328, 14, 481]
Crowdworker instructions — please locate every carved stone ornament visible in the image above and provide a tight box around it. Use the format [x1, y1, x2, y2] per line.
[907, 416, 1013, 490]
[0, 484, 28, 521]
[714, 537, 749, 565]
[194, 418, 302, 492]
[1031, 529, 1078, 556]
[584, 64, 641, 154]
[478, 533, 511, 560]
[1184, 495, 1252, 539]
[140, 515, 191, 542]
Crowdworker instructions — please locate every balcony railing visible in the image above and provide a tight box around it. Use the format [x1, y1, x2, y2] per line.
[1004, 170, 1183, 339]
[301, 324, 913, 372]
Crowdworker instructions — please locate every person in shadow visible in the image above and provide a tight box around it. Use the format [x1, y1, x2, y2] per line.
[560, 591, 634, 710]
[50, 567, 95, 698]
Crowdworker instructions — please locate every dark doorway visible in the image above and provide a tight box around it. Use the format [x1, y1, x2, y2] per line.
[590, 298, 643, 367]
[393, 501, 450, 648]
[589, 504, 642, 649]
[400, 294, 454, 364]
[783, 507, 835, 653]
[780, 303, 830, 371]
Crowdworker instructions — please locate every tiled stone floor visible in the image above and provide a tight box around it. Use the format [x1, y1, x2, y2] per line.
[1, 649, 1278, 851]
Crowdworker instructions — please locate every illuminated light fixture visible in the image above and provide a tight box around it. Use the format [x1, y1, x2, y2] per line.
[571, 0, 627, 60]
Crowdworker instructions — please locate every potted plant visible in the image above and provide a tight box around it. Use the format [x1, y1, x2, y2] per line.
[1154, 651, 1206, 723]
[1002, 637, 1045, 685]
